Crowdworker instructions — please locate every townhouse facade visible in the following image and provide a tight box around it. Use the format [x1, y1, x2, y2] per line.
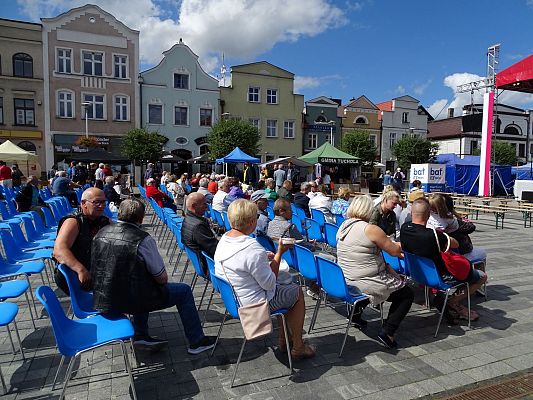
[0, 18, 46, 171]
[303, 96, 341, 153]
[42, 4, 139, 168]
[340, 95, 381, 158]
[219, 62, 304, 162]
[140, 39, 219, 161]
[428, 104, 532, 163]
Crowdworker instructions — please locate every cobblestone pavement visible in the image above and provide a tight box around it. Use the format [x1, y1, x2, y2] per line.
[1, 207, 533, 399]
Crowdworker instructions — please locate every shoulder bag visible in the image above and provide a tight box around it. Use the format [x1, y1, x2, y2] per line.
[432, 228, 471, 281]
[220, 261, 273, 340]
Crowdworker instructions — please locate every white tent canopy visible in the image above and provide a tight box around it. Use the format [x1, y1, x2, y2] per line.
[0, 140, 41, 176]
[260, 156, 312, 168]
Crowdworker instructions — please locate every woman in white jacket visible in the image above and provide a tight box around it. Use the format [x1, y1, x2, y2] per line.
[214, 199, 315, 360]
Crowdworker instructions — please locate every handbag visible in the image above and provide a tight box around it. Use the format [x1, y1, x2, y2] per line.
[433, 229, 471, 281]
[220, 261, 273, 340]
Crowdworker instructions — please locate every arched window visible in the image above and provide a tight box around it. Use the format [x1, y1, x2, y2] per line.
[315, 115, 327, 123]
[355, 116, 368, 124]
[503, 125, 521, 135]
[18, 141, 36, 153]
[13, 53, 33, 78]
[199, 144, 209, 155]
[496, 118, 502, 133]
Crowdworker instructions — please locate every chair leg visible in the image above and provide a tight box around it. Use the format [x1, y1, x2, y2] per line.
[280, 314, 293, 373]
[5, 325, 16, 354]
[179, 258, 190, 283]
[308, 290, 323, 333]
[0, 364, 6, 394]
[26, 277, 40, 320]
[130, 338, 139, 368]
[52, 355, 66, 390]
[466, 283, 471, 329]
[24, 291, 36, 330]
[230, 339, 247, 388]
[434, 289, 451, 338]
[59, 356, 76, 400]
[210, 311, 228, 357]
[202, 289, 215, 326]
[339, 302, 357, 357]
[198, 280, 209, 310]
[379, 303, 384, 327]
[190, 274, 198, 292]
[120, 341, 138, 400]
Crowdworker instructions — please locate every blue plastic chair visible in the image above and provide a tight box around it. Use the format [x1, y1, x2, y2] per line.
[29, 210, 56, 236]
[323, 222, 339, 249]
[19, 213, 56, 242]
[334, 213, 346, 227]
[294, 206, 307, 222]
[0, 302, 25, 364]
[256, 234, 276, 252]
[41, 207, 58, 228]
[221, 211, 232, 232]
[291, 214, 305, 235]
[57, 264, 97, 319]
[403, 251, 471, 337]
[211, 209, 225, 232]
[304, 218, 324, 243]
[210, 274, 292, 387]
[184, 246, 210, 310]
[382, 251, 407, 275]
[0, 229, 53, 263]
[0, 278, 36, 329]
[6, 221, 55, 250]
[266, 206, 275, 221]
[313, 256, 370, 357]
[201, 252, 219, 325]
[311, 208, 326, 228]
[35, 286, 137, 400]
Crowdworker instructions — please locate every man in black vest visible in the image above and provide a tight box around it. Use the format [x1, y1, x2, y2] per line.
[91, 198, 216, 354]
[53, 187, 110, 294]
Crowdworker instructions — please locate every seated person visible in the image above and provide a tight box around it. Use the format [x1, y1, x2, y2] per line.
[293, 182, 311, 217]
[212, 178, 230, 212]
[308, 184, 334, 223]
[369, 190, 400, 237]
[103, 176, 121, 204]
[400, 198, 488, 321]
[251, 190, 270, 236]
[267, 198, 312, 248]
[52, 170, 79, 206]
[197, 177, 214, 204]
[264, 178, 277, 201]
[166, 175, 185, 209]
[214, 199, 315, 360]
[276, 180, 293, 201]
[15, 175, 47, 219]
[146, 178, 176, 211]
[331, 187, 351, 217]
[91, 198, 215, 354]
[337, 195, 413, 349]
[223, 177, 245, 207]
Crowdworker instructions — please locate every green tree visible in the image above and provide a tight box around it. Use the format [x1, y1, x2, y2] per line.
[207, 119, 261, 159]
[341, 129, 378, 165]
[472, 141, 518, 165]
[121, 128, 167, 163]
[392, 136, 439, 169]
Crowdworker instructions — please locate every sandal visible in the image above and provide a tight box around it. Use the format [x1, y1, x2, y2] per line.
[291, 343, 316, 360]
[449, 303, 479, 321]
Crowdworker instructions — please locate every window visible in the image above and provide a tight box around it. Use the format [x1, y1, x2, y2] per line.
[57, 49, 71, 73]
[199, 108, 212, 127]
[504, 125, 521, 135]
[402, 112, 409, 124]
[148, 104, 163, 124]
[114, 95, 128, 121]
[13, 53, 33, 78]
[266, 89, 278, 104]
[83, 51, 103, 76]
[18, 141, 36, 153]
[284, 121, 295, 139]
[83, 94, 104, 119]
[308, 133, 317, 149]
[355, 116, 367, 124]
[199, 144, 209, 155]
[14, 98, 34, 125]
[174, 106, 188, 125]
[315, 115, 327, 123]
[114, 55, 127, 78]
[470, 140, 478, 154]
[57, 91, 73, 118]
[248, 118, 260, 130]
[519, 143, 526, 158]
[173, 73, 189, 89]
[389, 132, 397, 148]
[248, 87, 260, 103]
[369, 134, 377, 147]
[266, 119, 277, 137]
[0, 98, 3, 124]
[530, 144, 533, 156]
[326, 133, 331, 144]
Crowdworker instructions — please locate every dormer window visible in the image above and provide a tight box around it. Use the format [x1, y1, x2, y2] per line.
[315, 115, 327, 123]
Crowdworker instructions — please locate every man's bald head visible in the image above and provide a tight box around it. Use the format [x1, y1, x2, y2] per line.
[80, 188, 106, 219]
[186, 192, 207, 215]
[410, 198, 430, 224]
[81, 187, 105, 201]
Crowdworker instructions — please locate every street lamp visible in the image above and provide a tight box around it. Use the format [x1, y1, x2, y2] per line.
[327, 120, 335, 146]
[81, 101, 91, 138]
[221, 112, 230, 120]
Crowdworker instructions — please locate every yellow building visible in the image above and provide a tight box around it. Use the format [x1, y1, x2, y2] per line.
[340, 95, 381, 158]
[220, 62, 304, 162]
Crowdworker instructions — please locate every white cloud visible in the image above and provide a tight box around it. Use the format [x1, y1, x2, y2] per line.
[294, 76, 321, 92]
[428, 72, 533, 119]
[528, 0, 533, 8]
[18, 0, 346, 72]
[395, 85, 406, 95]
[413, 79, 432, 96]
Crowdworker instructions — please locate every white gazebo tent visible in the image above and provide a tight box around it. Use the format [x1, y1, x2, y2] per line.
[0, 140, 41, 177]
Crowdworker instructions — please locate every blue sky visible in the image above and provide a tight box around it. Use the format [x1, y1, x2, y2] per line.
[5, 0, 533, 117]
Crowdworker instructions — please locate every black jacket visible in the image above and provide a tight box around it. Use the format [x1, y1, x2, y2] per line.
[293, 192, 310, 217]
[181, 210, 218, 268]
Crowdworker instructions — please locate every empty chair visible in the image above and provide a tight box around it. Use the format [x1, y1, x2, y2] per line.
[0, 302, 25, 361]
[334, 213, 346, 227]
[304, 218, 324, 243]
[323, 222, 339, 250]
[57, 264, 97, 319]
[0, 278, 36, 329]
[311, 208, 326, 228]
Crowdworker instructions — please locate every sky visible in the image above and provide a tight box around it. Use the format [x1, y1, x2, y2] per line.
[4, 0, 533, 119]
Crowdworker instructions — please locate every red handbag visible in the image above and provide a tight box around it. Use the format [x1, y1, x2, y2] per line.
[433, 229, 471, 281]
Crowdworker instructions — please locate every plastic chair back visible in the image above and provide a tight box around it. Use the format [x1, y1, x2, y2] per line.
[0, 229, 24, 262]
[30, 211, 55, 235]
[35, 286, 72, 355]
[324, 222, 339, 248]
[184, 245, 208, 279]
[57, 264, 97, 318]
[41, 207, 58, 228]
[316, 256, 349, 300]
[403, 251, 444, 288]
[291, 215, 305, 235]
[267, 199, 275, 209]
[334, 213, 346, 227]
[202, 252, 218, 292]
[211, 209, 225, 228]
[221, 211, 232, 231]
[0, 201, 12, 220]
[256, 234, 276, 252]
[7, 221, 32, 248]
[293, 244, 318, 282]
[311, 208, 326, 227]
[294, 207, 307, 222]
[20, 214, 41, 242]
[304, 218, 324, 242]
[266, 207, 275, 221]
[213, 274, 240, 319]
[382, 251, 406, 274]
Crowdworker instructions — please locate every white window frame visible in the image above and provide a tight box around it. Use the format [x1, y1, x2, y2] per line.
[402, 112, 409, 124]
[82, 50, 104, 76]
[147, 103, 163, 125]
[389, 132, 397, 148]
[173, 73, 190, 90]
[354, 115, 368, 124]
[57, 89, 74, 118]
[199, 108, 213, 127]
[266, 119, 277, 137]
[114, 94, 129, 121]
[174, 106, 188, 126]
[56, 47, 72, 74]
[266, 88, 278, 105]
[248, 87, 260, 103]
[248, 118, 260, 130]
[113, 54, 128, 79]
[14, 98, 35, 125]
[308, 133, 317, 149]
[82, 93, 106, 120]
[283, 120, 295, 139]
[369, 134, 377, 147]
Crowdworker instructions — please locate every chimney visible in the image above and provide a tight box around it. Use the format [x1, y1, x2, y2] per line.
[447, 108, 454, 118]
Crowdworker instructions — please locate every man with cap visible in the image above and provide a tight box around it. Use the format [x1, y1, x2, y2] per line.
[251, 189, 270, 236]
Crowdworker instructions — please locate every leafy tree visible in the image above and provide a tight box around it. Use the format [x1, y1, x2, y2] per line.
[207, 119, 261, 160]
[392, 136, 439, 169]
[341, 129, 377, 165]
[121, 128, 167, 163]
[472, 141, 518, 165]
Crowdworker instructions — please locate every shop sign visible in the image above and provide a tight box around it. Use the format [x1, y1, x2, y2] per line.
[308, 124, 336, 132]
[318, 157, 358, 165]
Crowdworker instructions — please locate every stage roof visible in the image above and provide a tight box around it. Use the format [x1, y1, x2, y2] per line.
[496, 54, 533, 93]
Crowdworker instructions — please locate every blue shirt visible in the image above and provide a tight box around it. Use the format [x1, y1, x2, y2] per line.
[52, 176, 70, 195]
[331, 199, 350, 217]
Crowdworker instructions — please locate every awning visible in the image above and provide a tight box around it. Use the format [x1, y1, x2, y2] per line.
[298, 142, 359, 165]
[496, 54, 533, 93]
[215, 147, 260, 164]
[261, 156, 312, 168]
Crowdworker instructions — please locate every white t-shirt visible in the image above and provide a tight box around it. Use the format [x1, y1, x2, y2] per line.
[212, 190, 228, 212]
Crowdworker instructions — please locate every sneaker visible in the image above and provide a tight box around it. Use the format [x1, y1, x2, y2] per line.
[133, 335, 168, 352]
[187, 336, 217, 355]
[306, 289, 320, 301]
[377, 332, 397, 349]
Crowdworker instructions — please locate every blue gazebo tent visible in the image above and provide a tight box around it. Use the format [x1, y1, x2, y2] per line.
[435, 153, 513, 195]
[511, 163, 533, 180]
[215, 147, 260, 164]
